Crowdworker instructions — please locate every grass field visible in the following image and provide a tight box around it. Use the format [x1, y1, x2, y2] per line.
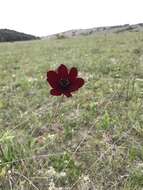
[0, 32, 143, 190]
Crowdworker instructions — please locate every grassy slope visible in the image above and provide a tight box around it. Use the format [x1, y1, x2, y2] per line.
[0, 32, 143, 189]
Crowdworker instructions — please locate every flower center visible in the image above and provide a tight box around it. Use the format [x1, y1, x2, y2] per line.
[59, 79, 70, 89]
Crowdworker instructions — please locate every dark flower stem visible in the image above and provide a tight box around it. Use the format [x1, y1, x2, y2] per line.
[53, 95, 64, 118]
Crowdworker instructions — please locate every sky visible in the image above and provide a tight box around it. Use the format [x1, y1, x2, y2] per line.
[0, 0, 143, 37]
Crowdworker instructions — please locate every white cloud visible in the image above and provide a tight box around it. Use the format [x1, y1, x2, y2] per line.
[0, 0, 143, 36]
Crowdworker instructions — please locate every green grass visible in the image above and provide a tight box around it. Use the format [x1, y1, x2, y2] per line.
[0, 32, 143, 190]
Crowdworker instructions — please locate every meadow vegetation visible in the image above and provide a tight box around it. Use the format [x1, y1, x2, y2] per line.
[0, 32, 143, 189]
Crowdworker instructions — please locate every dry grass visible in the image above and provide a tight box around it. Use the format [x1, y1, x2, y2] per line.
[0, 32, 143, 189]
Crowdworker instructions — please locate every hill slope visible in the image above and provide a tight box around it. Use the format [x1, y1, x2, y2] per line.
[47, 23, 143, 39]
[0, 29, 39, 42]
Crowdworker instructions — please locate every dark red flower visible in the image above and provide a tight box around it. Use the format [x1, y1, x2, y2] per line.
[47, 64, 84, 97]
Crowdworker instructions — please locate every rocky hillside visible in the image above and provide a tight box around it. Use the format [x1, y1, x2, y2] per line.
[47, 23, 143, 39]
[0, 29, 39, 42]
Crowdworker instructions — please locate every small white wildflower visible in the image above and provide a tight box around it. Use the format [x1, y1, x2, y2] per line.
[110, 57, 117, 64]
[8, 170, 12, 174]
[82, 174, 90, 182]
[64, 160, 69, 164]
[47, 134, 56, 141]
[49, 179, 56, 190]
[59, 172, 66, 177]
[47, 166, 57, 176]
[27, 77, 38, 82]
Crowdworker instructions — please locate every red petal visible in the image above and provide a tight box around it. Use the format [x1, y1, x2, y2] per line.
[57, 64, 68, 79]
[63, 92, 72, 97]
[47, 71, 59, 88]
[70, 78, 84, 92]
[50, 89, 62, 96]
[69, 67, 78, 80]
